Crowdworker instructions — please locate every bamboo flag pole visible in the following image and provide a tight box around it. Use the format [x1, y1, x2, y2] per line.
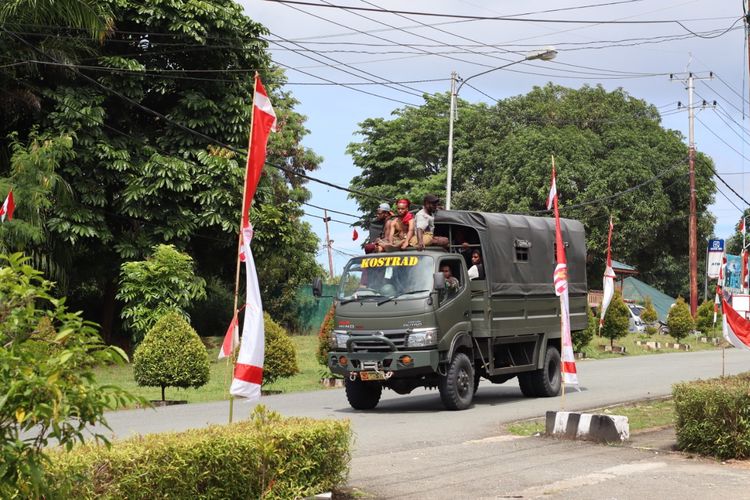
[553, 155, 566, 410]
[228, 72, 259, 424]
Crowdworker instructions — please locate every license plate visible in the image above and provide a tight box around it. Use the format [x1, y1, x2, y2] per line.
[359, 371, 385, 381]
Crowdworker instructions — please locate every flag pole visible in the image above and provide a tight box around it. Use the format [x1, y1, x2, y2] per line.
[228, 72, 260, 424]
[552, 155, 566, 409]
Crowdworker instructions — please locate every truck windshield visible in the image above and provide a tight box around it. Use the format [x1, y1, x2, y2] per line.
[338, 255, 434, 302]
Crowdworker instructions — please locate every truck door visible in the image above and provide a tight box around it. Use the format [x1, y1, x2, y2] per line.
[435, 257, 472, 338]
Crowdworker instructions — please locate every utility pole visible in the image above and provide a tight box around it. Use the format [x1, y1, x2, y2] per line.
[671, 71, 714, 317]
[446, 71, 457, 210]
[323, 210, 334, 279]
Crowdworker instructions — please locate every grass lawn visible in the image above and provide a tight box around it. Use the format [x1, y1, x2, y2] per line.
[582, 331, 722, 359]
[94, 335, 331, 406]
[507, 398, 675, 436]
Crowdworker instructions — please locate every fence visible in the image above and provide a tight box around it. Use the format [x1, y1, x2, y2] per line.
[293, 284, 336, 334]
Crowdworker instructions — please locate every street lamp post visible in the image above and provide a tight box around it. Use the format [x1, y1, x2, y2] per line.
[445, 48, 558, 210]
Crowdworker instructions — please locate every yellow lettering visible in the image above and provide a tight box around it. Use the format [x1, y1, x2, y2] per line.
[384, 257, 393, 266]
[361, 259, 370, 268]
[377, 257, 385, 267]
[392, 256, 402, 266]
[409, 256, 418, 266]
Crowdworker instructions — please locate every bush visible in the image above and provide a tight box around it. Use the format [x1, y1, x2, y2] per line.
[118, 244, 206, 344]
[695, 298, 720, 336]
[264, 312, 299, 385]
[46, 406, 352, 499]
[667, 297, 695, 342]
[673, 373, 750, 459]
[601, 290, 629, 347]
[188, 275, 234, 338]
[133, 312, 210, 401]
[641, 296, 658, 325]
[317, 305, 335, 366]
[573, 306, 596, 352]
[0, 253, 138, 498]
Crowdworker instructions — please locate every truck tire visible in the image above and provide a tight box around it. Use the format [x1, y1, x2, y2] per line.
[345, 377, 382, 410]
[529, 345, 562, 397]
[439, 353, 474, 410]
[473, 371, 481, 395]
[517, 372, 537, 397]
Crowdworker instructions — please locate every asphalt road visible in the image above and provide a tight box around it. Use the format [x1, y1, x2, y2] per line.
[98, 349, 750, 498]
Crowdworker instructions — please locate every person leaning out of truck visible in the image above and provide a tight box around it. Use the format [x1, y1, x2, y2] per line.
[410, 194, 450, 251]
[440, 263, 460, 297]
[379, 198, 414, 251]
[468, 249, 486, 280]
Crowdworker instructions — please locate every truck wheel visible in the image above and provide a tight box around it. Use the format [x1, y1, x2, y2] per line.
[473, 371, 481, 395]
[530, 345, 562, 397]
[517, 372, 537, 397]
[345, 377, 382, 410]
[439, 353, 474, 410]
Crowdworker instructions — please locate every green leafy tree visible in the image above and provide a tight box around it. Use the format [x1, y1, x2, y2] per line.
[348, 85, 716, 299]
[0, 253, 138, 497]
[695, 299, 720, 336]
[573, 306, 596, 352]
[601, 290, 630, 347]
[118, 244, 206, 344]
[667, 297, 695, 342]
[133, 311, 210, 401]
[641, 296, 658, 325]
[1, 0, 322, 343]
[263, 312, 299, 385]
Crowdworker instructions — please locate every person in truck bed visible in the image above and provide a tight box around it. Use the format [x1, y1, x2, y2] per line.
[379, 198, 414, 251]
[411, 194, 450, 251]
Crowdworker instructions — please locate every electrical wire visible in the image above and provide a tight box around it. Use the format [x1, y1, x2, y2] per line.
[302, 202, 360, 218]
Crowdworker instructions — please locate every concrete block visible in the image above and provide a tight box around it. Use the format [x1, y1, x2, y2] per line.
[545, 411, 629, 443]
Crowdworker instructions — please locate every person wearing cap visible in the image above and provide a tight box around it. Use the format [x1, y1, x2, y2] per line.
[364, 202, 393, 254]
[410, 194, 450, 251]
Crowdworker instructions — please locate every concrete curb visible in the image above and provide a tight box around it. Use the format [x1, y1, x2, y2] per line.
[546, 411, 630, 443]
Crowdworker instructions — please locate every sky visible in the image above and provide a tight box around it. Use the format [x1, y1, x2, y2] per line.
[239, 0, 749, 275]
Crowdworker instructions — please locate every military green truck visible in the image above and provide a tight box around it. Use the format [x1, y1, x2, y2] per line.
[313, 211, 587, 411]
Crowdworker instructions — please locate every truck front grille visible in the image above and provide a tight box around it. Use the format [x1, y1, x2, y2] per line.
[349, 331, 407, 352]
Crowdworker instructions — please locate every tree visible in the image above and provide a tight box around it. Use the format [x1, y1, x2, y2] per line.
[348, 85, 716, 299]
[117, 244, 206, 344]
[133, 311, 210, 401]
[263, 312, 299, 385]
[641, 296, 658, 324]
[601, 290, 630, 347]
[573, 306, 596, 352]
[695, 299, 720, 337]
[0, 253, 138, 497]
[1, 0, 322, 341]
[667, 297, 695, 342]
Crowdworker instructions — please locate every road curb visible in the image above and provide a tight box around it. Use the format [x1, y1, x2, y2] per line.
[546, 411, 630, 443]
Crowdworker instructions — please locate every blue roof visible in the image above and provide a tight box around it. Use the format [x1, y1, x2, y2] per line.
[612, 259, 637, 272]
[622, 277, 676, 322]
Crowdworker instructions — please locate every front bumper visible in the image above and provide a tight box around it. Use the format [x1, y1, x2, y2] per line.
[328, 340, 440, 377]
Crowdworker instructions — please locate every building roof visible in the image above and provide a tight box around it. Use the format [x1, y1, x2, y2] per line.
[612, 259, 638, 273]
[622, 277, 675, 322]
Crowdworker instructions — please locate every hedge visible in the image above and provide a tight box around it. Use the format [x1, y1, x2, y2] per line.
[673, 372, 750, 459]
[45, 407, 351, 499]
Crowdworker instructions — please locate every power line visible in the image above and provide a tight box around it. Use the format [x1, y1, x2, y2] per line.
[303, 202, 360, 218]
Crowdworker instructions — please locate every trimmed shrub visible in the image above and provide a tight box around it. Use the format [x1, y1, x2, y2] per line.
[317, 305, 335, 366]
[641, 296, 658, 325]
[133, 312, 210, 401]
[264, 312, 299, 385]
[667, 297, 694, 342]
[573, 306, 596, 352]
[695, 299, 720, 336]
[46, 406, 351, 499]
[673, 373, 750, 459]
[601, 290, 629, 347]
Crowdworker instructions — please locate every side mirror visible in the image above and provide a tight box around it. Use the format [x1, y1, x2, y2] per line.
[433, 272, 445, 290]
[312, 277, 323, 298]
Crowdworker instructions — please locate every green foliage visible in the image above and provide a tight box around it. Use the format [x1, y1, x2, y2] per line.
[264, 312, 299, 385]
[188, 275, 234, 338]
[641, 296, 658, 324]
[573, 306, 596, 352]
[118, 244, 206, 343]
[667, 297, 695, 342]
[601, 290, 630, 346]
[347, 85, 716, 299]
[673, 373, 750, 460]
[0, 252, 138, 498]
[46, 406, 351, 499]
[317, 305, 336, 366]
[133, 312, 209, 401]
[695, 299, 720, 336]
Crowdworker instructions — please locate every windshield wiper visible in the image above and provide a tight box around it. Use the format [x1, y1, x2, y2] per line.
[377, 289, 431, 306]
[339, 290, 384, 305]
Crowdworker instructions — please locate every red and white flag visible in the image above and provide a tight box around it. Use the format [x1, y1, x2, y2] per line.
[0, 190, 15, 222]
[230, 225, 265, 400]
[599, 217, 616, 331]
[352, 228, 359, 241]
[546, 167, 557, 211]
[721, 293, 750, 351]
[740, 217, 746, 235]
[218, 313, 239, 360]
[548, 159, 579, 389]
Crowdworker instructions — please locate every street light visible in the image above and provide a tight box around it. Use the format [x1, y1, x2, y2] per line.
[445, 47, 558, 210]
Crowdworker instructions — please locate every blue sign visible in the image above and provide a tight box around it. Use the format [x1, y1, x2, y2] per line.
[726, 254, 742, 291]
[708, 239, 724, 252]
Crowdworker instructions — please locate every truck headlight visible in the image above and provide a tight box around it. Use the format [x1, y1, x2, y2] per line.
[333, 330, 349, 349]
[406, 328, 438, 347]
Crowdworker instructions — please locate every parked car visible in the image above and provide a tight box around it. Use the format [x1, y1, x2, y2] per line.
[627, 304, 646, 333]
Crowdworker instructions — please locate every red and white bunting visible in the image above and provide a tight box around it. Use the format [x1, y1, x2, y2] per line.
[740, 217, 746, 235]
[546, 168, 557, 211]
[218, 313, 239, 360]
[599, 217, 615, 330]
[548, 160, 579, 389]
[0, 190, 15, 222]
[721, 294, 750, 351]
[230, 225, 265, 400]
